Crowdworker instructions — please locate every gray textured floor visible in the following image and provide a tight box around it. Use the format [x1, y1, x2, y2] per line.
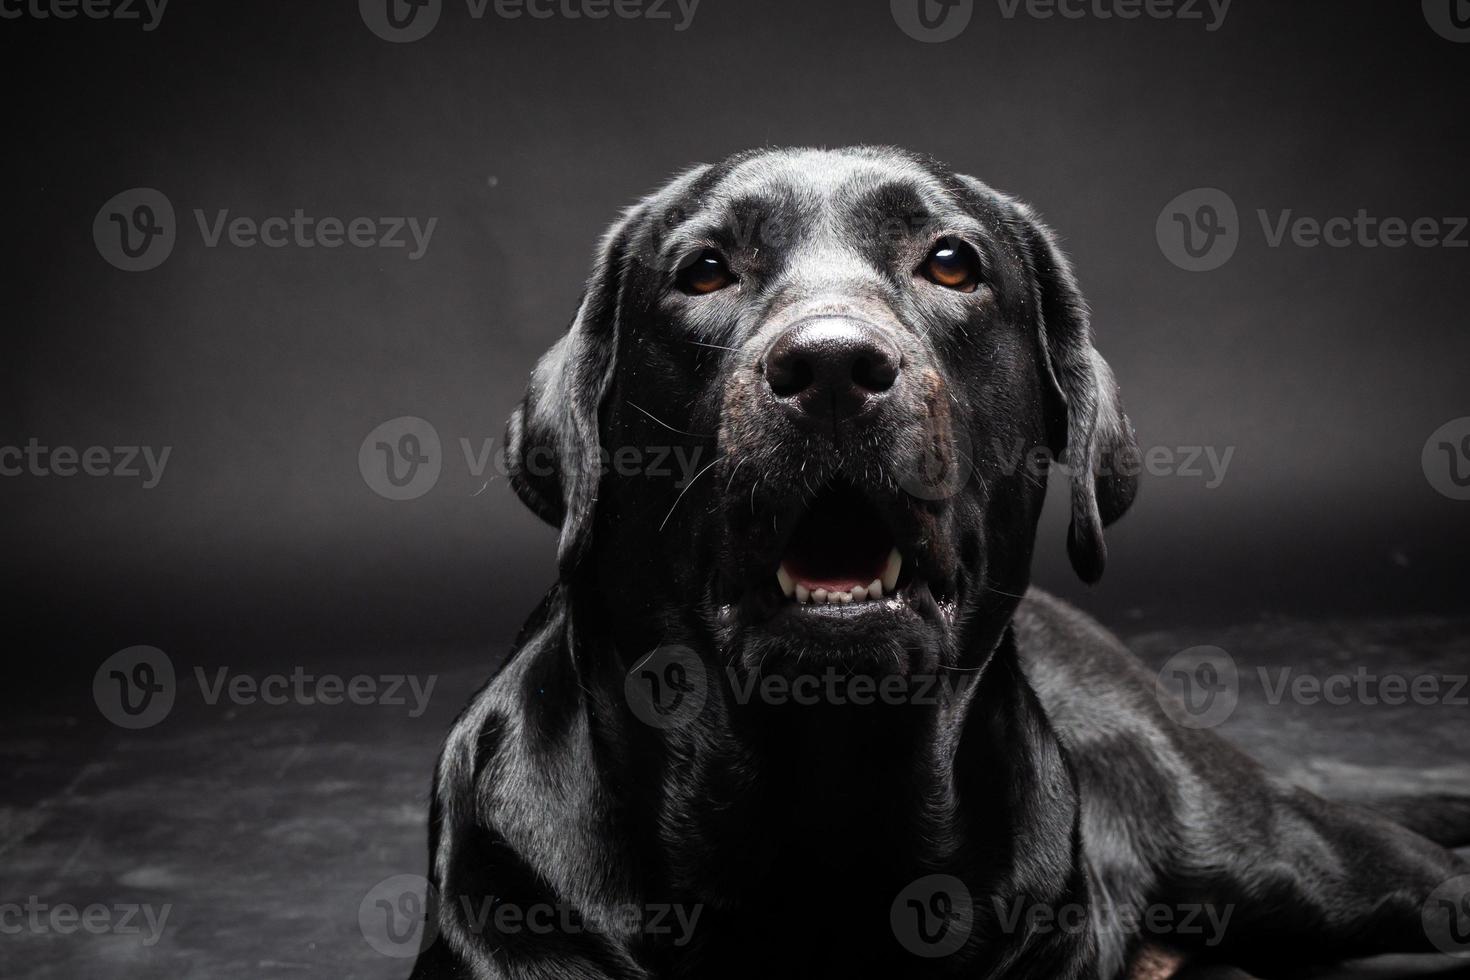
[2, 615, 1468, 979]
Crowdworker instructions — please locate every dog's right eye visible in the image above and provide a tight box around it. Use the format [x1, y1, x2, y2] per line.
[919, 237, 983, 293]
[676, 249, 737, 295]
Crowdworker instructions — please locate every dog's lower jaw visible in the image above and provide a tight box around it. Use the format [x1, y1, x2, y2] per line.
[704, 559, 986, 681]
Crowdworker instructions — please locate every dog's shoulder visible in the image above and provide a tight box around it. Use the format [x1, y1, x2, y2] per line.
[437, 589, 563, 791]
[1010, 588, 1261, 814]
[430, 588, 630, 905]
[436, 587, 591, 816]
[1013, 586, 1138, 673]
[1011, 587, 1167, 740]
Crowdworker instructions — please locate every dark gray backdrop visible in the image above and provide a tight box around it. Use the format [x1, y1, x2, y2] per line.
[5, 0, 1468, 687]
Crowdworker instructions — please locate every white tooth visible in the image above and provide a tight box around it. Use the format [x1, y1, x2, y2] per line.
[777, 564, 795, 598]
[881, 549, 901, 593]
[868, 579, 883, 600]
[851, 586, 868, 602]
[836, 591, 852, 604]
[812, 588, 829, 605]
[795, 584, 811, 604]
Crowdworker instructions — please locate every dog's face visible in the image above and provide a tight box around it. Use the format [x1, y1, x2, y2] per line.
[508, 147, 1136, 678]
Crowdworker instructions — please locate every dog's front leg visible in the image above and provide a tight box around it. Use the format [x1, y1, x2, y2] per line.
[1161, 785, 1469, 976]
[405, 808, 651, 980]
[406, 604, 654, 980]
[406, 881, 651, 980]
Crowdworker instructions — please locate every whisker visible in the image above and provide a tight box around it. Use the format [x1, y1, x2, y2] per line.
[627, 401, 715, 438]
[983, 581, 1029, 600]
[724, 456, 748, 495]
[686, 339, 740, 352]
[660, 455, 726, 532]
[954, 446, 989, 496]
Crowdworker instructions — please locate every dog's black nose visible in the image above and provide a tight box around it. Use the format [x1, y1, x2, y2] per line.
[763, 319, 902, 424]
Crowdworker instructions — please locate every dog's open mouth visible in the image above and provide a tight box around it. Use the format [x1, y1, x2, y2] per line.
[774, 485, 906, 606]
[718, 473, 956, 663]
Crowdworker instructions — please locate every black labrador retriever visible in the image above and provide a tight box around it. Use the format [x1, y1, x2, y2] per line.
[408, 147, 1470, 979]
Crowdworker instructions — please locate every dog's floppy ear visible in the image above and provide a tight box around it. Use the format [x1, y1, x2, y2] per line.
[505, 209, 639, 577]
[1015, 204, 1139, 584]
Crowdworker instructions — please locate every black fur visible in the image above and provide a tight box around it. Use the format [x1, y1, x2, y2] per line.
[413, 147, 1469, 980]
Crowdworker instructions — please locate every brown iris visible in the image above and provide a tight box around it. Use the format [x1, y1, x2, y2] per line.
[920, 236, 982, 292]
[676, 249, 737, 295]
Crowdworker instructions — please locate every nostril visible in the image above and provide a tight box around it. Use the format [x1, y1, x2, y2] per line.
[767, 356, 814, 398]
[851, 353, 899, 394]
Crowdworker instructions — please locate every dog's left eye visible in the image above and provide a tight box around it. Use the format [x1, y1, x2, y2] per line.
[676, 249, 737, 295]
[919, 237, 983, 293]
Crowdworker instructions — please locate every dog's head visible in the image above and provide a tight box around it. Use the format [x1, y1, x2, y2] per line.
[506, 147, 1136, 678]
